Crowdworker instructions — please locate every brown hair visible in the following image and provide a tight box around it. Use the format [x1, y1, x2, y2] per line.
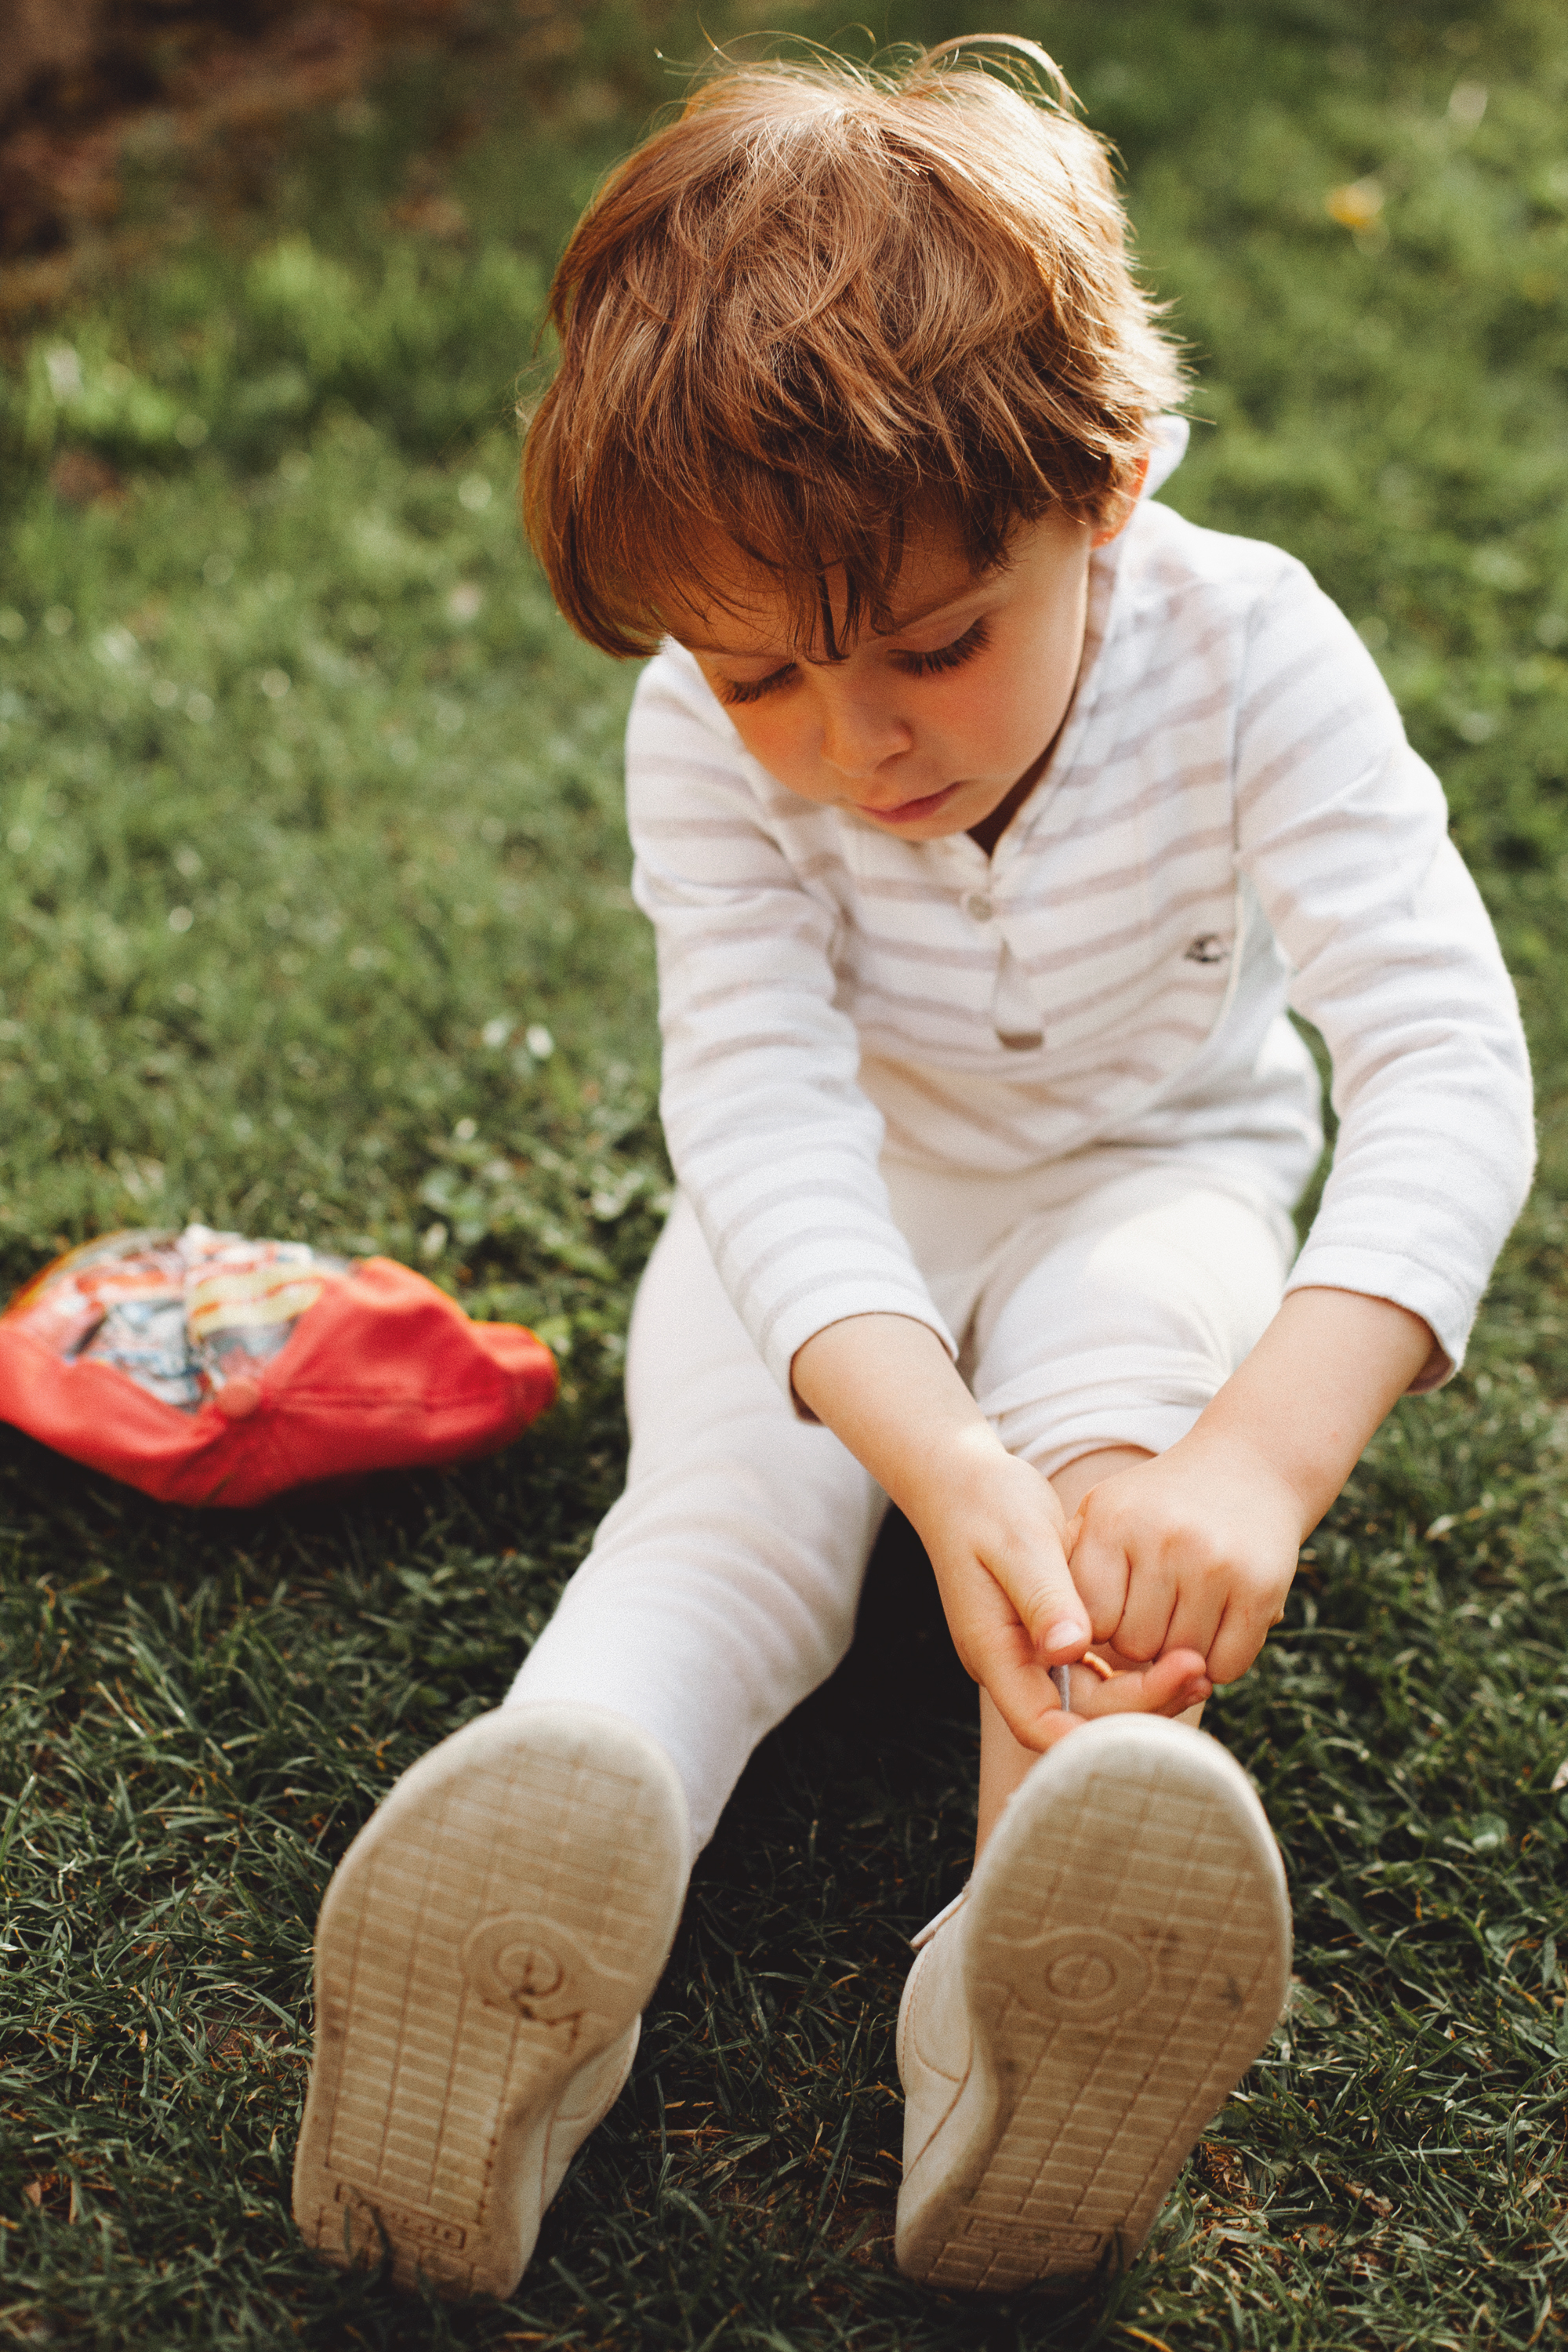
[522, 38, 1184, 658]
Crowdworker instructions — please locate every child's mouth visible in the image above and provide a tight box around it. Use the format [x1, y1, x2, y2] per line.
[857, 782, 960, 826]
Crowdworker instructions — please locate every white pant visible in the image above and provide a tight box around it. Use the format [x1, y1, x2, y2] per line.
[505, 1150, 1294, 1857]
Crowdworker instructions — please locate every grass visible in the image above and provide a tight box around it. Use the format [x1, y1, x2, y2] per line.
[1, 0, 1566, 2343]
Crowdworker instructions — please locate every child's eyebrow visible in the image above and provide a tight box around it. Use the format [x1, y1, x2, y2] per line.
[681, 584, 987, 662]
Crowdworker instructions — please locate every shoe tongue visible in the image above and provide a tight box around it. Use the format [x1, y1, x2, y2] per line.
[909, 1883, 970, 1951]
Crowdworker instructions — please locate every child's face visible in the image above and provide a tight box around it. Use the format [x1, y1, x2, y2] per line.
[676, 489, 1138, 842]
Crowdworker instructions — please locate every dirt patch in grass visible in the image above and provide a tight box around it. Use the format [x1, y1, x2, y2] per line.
[0, 0, 582, 313]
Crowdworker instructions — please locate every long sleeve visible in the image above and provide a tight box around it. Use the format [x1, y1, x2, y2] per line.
[626, 657, 955, 1396]
[1234, 566, 1534, 1384]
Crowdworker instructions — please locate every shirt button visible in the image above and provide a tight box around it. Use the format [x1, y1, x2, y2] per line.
[964, 892, 994, 922]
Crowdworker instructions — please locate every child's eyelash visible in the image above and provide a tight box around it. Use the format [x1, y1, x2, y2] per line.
[721, 666, 795, 707]
[718, 615, 990, 707]
[898, 615, 991, 676]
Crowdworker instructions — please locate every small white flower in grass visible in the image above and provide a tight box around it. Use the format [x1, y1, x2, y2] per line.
[421, 1221, 448, 1258]
[259, 668, 292, 700]
[453, 1117, 478, 1142]
[524, 1024, 554, 1060]
[447, 582, 483, 623]
[1472, 545, 1529, 591]
[457, 474, 492, 512]
[45, 346, 82, 401]
[1552, 1759, 1568, 1793]
[168, 906, 194, 932]
[481, 1017, 512, 1048]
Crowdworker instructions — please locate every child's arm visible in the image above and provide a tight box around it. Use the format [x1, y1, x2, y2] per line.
[793, 1287, 1429, 1747]
[791, 1313, 1213, 1746]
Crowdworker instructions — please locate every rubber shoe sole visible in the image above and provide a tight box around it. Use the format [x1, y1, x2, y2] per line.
[292, 1704, 688, 2299]
[895, 1715, 1291, 2294]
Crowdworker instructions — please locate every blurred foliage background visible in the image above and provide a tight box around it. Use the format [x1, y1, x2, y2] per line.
[0, 1, 1566, 2346]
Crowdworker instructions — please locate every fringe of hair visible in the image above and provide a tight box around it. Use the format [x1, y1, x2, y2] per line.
[522, 39, 1186, 657]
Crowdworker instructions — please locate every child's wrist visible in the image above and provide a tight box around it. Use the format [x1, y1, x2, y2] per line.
[1163, 1421, 1316, 1541]
[898, 1429, 1065, 1554]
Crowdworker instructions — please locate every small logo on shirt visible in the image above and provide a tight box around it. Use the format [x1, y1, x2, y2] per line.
[1183, 934, 1229, 966]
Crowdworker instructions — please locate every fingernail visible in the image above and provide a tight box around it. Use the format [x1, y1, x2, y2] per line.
[1043, 1620, 1084, 1654]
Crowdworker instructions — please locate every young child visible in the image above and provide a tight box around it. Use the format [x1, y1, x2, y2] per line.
[291, 42, 1534, 2301]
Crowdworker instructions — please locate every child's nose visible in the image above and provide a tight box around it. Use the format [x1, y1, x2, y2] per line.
[818, 687, 911, 779]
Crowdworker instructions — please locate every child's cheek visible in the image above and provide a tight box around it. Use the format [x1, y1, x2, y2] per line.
[931, 673, 1019, 771]
[728, 706, 833, 804]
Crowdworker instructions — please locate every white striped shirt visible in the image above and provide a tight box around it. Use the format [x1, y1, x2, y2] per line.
[626, 463, 1534, 1402]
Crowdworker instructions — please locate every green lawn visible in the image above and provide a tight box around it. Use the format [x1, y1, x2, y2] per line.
[2, 2, 1566, 2344]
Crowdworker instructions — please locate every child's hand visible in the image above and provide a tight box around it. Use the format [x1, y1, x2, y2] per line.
[1060, 1290, 1438, 1687]
[790, 1313, 1217, 1750]
[1062, 1432, 1303, 1686]
[914, 1441, 1213, 1749]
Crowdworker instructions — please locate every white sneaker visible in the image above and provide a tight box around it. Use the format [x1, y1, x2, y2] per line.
[292, 1703, 688, 2299]
[895, 1714, 1290, 2294]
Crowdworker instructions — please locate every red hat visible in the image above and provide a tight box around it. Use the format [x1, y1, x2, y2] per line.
[0, 1227, 557, 1508]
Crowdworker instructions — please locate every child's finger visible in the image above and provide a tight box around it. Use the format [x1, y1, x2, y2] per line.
[1058, 1513, 1132, 1645]
[978, 1648, 1085, 1752]
[1203, 1595, 1280, 1686]
[1072, 1648, 1210, 1720]
[985, 1646, 1211, 1749]
[934, 1548, 1069, 1726]
[982, 1524, 1091, 1664]
[1107, 1560, 1184, 1664]
[1159, 1583, 1229, 1671]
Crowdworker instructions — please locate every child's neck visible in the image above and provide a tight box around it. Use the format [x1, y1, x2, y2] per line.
[967, 729, 1058, 856]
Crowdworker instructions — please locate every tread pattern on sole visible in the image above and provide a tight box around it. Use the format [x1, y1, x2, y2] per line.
[292, 1708, 686, 2299]
[900, 1724, 1290, 2295]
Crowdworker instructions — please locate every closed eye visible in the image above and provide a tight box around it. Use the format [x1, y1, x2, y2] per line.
[893, 615, 991, 677]
[720, 663, 796, 707]
[716, 612, 990, 706]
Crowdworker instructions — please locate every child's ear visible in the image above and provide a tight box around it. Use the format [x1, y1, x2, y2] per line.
[1091, 449, 1152, 547]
